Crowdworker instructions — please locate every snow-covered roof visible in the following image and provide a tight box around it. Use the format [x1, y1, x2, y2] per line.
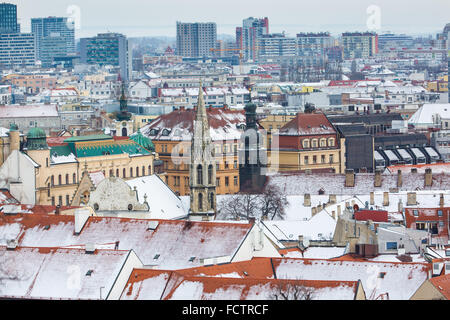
[262, 211, 337, 242]
[272, 257, 429, 300]
[374, 150, 385, 161]
[126, 174, 187, 219]
[0, 246, 131, 300]
[0, 104, 59, 118]
[410, 148, 426, 158]
[120, 268, 360, 300]
[384, 150, 399, 161]
[0, 214, 253, 270]
[409, 104, 450, 126]
[397, 148, 412, 160]
[89, 171, 106, 187]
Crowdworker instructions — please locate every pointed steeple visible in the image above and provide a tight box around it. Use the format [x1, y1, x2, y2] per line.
[189, 79, 216, 221]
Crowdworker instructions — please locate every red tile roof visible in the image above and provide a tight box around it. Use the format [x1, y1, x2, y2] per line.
[429, 274, 450, 299]
[354, 210, 389, 222]
[277, 112, 337, 136]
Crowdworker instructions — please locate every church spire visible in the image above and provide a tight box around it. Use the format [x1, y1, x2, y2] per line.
[189, 80, 216, 221]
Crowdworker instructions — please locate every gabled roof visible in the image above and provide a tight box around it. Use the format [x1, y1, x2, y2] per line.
[277, 112, 336, 136]
[0, 246, 131, 300]
[0, 214, 253, 270]
[120, 268, 361, 300]
[429, 274, 450, 300]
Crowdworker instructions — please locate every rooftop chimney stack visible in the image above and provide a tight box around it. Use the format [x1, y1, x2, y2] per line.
[407, 192, 417, 206]
[329, 194, 337, 204]
[370, 192, 375, 205]
[374, 169, 382, 187]
[304, 193, 311, 207]
[425, 168, 432, 187]
[411, 168, 418, 174]
[398, 199, 403, 213]
[383, 192, 389, 206]
[440, 193, 444, 207]
[345, 169, 355, 187]
[397, 170, 403, 188]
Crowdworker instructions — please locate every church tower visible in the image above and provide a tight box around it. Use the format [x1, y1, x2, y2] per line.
[189, 81, 216, 221]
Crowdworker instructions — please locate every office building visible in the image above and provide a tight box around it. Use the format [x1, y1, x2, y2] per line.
[257, 33, 296, 58]
[0, 33, 36, 68]
[31, 17, 75, 64]
[80, 33, 131, 82]
[342, 32, 378, 59]
[236, 17, 269, 61]
[0, 3, 19, 34]
[176, 22, 217, 57]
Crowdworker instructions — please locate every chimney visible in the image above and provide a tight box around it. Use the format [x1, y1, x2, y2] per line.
[337, 205, 341, 217]
[332, 210, 337, 220]
[424, 168, 432, 187]
[383, 192, 389, 206]
[345, 169, 355, 187]
[411, 168, 418, 174]
[303, 193, 311, 207]
[397, 170, 403, 188]
[370, 192, 375, 205]
[298, 235, 304, 247]
[440, 193, 444, 207]
[311, 207, 317, 216]
[374, 169, 382, 187]
[248, 217, 256, 224]
[55, 205, 60, 215]
[398, 199, 403, 213]
[407, 192, 417, 206]
[329, 194, 337, 204]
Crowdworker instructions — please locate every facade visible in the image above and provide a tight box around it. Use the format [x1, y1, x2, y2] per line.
[257, 34, 297, 58]
[0, 3, 19, 34]
[270, 112, 346, 174]
[80, 33, 131, 82]
[176, 22, 217, 57]
[0, 33, 36, 68]
[236, 17, 269, 61]
[341, 32, 378, 59]
[0, 104, 61, 134]
[296, 32, 334, 57]
[3, 74, 56, 94]
[31, 17, 75, 64]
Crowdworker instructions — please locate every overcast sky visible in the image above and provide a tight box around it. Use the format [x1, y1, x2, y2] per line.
[11, 0, 450, 38]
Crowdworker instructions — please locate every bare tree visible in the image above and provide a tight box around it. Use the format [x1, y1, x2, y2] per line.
[218, 185, 288, 221]
[260, 185, 288, 220]
[269, 281, 315, 300]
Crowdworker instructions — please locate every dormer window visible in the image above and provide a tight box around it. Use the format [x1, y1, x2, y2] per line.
[161, 129, 171, 136]
[149, 129, 159, 136]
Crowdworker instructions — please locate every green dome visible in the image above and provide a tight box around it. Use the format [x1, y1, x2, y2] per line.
[27, 127, 46, 139]
[26, 127, 48, 150]
[9, 123, 18, 131]
[130, 129, 155, 152]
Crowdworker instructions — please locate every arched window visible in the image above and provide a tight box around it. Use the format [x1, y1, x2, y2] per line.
[320, 138, 326, 147]
[73, 173, 76, 184]
[311, 139, 318, 148]
[198, 193, 203, 211]
[208, 165, 213, 185]
[47, 183, 50, 197]
[148, 165, 152, 175]
[136, 167, 139, 177]
[65, 174, 69, 184]
[328, 138, 335, 147]
[197, 165, 203, 185]
[209, 192, 214, 209]
[130, 167, 133, 177]
[51, 175, 54, 186]
[302, 139, 310, 148]
[142, 166, 145, 176]
[123, 168, 126, 178]
[116, 169, 119, 177]
[58, 175, 62, 185]
[109, 169, 113, 177]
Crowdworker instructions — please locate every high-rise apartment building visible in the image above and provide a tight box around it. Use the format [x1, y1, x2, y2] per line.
[236, 17, 269, 61]
[341, 32, 378, 59]
[0, 33, 36, 68]
[0, 3, 20, 34]
[296, 32, 334, 57]
[31, 17, 75, 65]
[80, 33, 132, 82]
[176, 22, 217, 57]
[257, 33, 296, 58]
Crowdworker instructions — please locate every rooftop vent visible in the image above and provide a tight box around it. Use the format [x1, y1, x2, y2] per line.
[85, 243, 96, 254]
[153, 254, 160, 260]
[6, 239, 17, 250]
[147, 221, 159, 231]
[86, 270, 94, 276]
[189, 256, 195, 262]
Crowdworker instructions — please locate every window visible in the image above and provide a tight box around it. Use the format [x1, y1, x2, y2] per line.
[304, 156, 308, 164]
[198, 193, 203, 210]
[329, 155, 334, 163]
[47, 183, 50, 197]
[225, 177, 229, 186]
[328, 138, 335, 147]
[148, 165, 152, 175]
[116, 169, 119, 177]
[413, 210, 419, 217]
[321, 155, 325, 163]
[208, 165, 213, 185]
[320, 139, 326, 147]
[209, 192, 214, 209]
[313, 156, 317, 164]
[233, 160, 238, 169]
[66, 195, 70, 206]
[65, 174, 69, 185]
[73, 173, 76, 184]
[123, 168, 126, 178]
[130, 168, 133, 177]
[216, 178, 220, 186]
[438, 210, 443, 217]
[311, 139, 318, 148]
[58, 196, 62, 206]
[136, 167, 139, 177]
[302, 139, 310, 148]
[197, 165, 203, 185]
[386, 242, 398, 250]
[58, 175, 62, 185]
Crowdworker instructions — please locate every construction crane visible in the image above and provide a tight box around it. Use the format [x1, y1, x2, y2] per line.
[209, 47, 247, 74]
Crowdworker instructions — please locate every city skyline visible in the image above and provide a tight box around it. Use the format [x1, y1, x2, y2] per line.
[6, 0, 450, 39]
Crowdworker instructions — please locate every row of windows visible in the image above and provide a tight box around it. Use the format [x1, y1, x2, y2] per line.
[171, 175, 239, 188]
[304, 154, 334, 165]
[51, 194, 71, 206]
[302, 138, 335, 149]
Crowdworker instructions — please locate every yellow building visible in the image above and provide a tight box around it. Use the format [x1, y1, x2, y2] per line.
[427, 75, 448, 93]
[269, 112, 346, 174]
[259, 114, 297, 148]
[23, 128, 157, 206]
[132, 114, 158, 131]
